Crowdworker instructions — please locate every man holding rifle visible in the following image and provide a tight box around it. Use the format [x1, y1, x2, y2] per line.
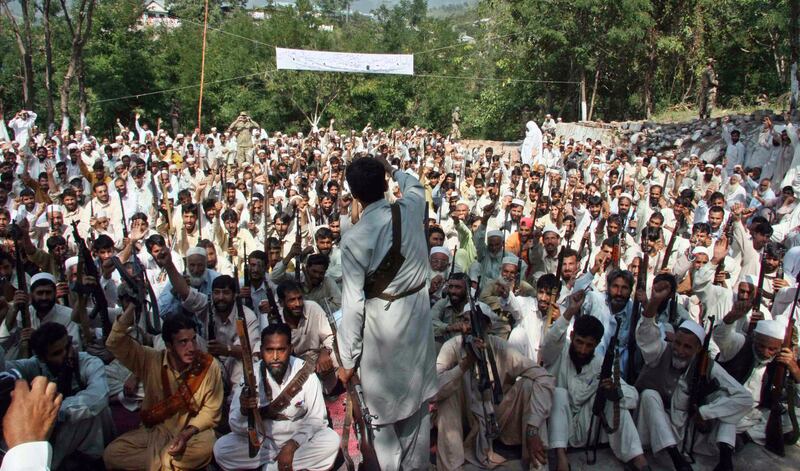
[337, 156, 437, 470]
[539, 290, 649, 471]
[635, 281, 751, 471]
[213, 323, 339, 471]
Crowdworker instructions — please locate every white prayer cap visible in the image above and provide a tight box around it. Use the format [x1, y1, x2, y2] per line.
[64, 256, 79, 272]
[30, 272, 57, 288]
[455, 200, 470, 208]
[502, 190, 514, 199]
[430, 246, 450, 259]
[754, 319, 785, 340]
[487, 230, 503, 240]
[705, 164, 714, 170]
[95, 209, 108, 219]
[739, 274, 758, 287]
[168, 164, 178, 171]
[501, 255, 520, 266]
[618, 192, 633, 201]
[257, 149, 266, 154]
[110, 143, 119, 150]
[46, 204, 63, 215]
[691, 246, 711, 258]
[67, 143, 79, 151]
[272, 189, 285, 200]
[187, 246, 208, 259]
[542, 225, 560, 236]
[715, 164, 723, 170]
[679, 319, 706, 344]
[511, 198, 524, 207]
[186, 157, 196, 163]
[681, 157, 690, 162]
[210, 127, 218, 132]
[176, 134, 184, 139]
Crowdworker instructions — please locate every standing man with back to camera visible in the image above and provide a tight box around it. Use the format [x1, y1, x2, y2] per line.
[337, 155, 437, 470]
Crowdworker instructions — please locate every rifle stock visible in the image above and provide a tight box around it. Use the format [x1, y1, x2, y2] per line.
[234, 266, 264, 457]
[12, 235, 30, 358]
[764, 282, 800, 455]
[626, 251, 649, 383]
[322, 309, 377, 471]
[586, 322, 622, 464]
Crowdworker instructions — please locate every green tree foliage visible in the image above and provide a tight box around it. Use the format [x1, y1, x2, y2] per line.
[0, 0, 793, 140]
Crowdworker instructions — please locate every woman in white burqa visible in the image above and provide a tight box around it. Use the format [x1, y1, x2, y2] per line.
[520, 120, 543, 166]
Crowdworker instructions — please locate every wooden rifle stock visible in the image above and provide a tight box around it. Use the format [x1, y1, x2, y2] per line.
[234, 267, 264, 457]
[661, 214, 684, 270]
[748, 253, 768, 334]
[626, 251, 648, 384]
[586, 322, 622, 464]
[13, 236, 30, 358]
[764, 282, 800, 456]
[682, 316, 719, 461]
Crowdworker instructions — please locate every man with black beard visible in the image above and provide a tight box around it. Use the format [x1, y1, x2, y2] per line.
[541, 295, 650, 471]
[0, 273, 82, 359]
[431, 272, 492, 350]
[207, 274, 261, 389]
[3, 322, 112, 469]
[274, 280, 336, 387]
[714, 304, 800, 448]
[636, 283, 752, 471]
[579, 269, 636, 376]
[212, 323, 339, 471]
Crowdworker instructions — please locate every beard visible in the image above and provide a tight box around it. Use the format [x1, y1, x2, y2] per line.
[568, 344, 593, 370]
[671, 356, 690, 370]
[189, 275, 204, 288]
[704, 173, 712, 183]
[213, 300, 231, 314]
[33, 298, 56, 314]
[753, 343, 775, 365]
[267, 362, 288, 383]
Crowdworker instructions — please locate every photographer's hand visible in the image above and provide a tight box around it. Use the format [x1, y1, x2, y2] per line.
[4, 376, 62, 449]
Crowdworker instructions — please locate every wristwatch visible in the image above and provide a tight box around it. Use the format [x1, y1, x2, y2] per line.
[525, 425, 539, 438]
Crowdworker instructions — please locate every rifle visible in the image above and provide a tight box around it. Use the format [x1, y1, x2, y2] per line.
[450, 244, 458, 278]
[764, 279, 800, 456]
[294, 208, 302, 283]
[545, 247, 565, 329]
[661, 214, 684, 270]
[233, 264, 264, 458]
[714, 215, 735, 287]
[117, 190, 129, 239]
[682, 316, 719, 462]
[243, 243, 254, 310]
[586, 321, 622, 464]
[626, 251, 649, 383]
[12, 233, 30, 358]
[322, 308, 377, 471]
[748, 252, 768, 334]
[466, 276, 503, 439]
[71, 221, 111, 338]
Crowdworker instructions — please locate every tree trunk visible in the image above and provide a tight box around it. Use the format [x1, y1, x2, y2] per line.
[791, 0, 799, 113]
[643, 27, 657, 119]
[580, 69, 587, 121]
[58, 0, 97, 133]
[588, 65, 601, 121]
[1, 0, 35, 109]
[60, 56, 78, 133]
[42, 0, 56, 132]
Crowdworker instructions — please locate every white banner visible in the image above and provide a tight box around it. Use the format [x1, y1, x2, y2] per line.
[276, 47, 414, 76]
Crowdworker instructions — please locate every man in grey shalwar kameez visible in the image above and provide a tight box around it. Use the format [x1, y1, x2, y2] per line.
[337, 156, 437, 471]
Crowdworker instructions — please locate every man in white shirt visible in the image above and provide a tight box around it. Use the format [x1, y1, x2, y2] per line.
[213, 323, 339, 471]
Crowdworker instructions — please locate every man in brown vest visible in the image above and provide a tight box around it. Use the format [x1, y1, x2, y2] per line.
[635, 281, 752, 471]
[103, 304, 223, 471]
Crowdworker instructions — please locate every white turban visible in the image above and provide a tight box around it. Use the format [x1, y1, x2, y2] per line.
[679, 319, 706, 344]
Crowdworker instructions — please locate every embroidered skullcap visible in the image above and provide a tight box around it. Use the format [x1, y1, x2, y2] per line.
[30, 272, 56, 289]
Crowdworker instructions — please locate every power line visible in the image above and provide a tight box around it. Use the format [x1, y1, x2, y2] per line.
[415, 73, 579, 84]
[178, 16, 278, 49]
[91, 71, 268, 104]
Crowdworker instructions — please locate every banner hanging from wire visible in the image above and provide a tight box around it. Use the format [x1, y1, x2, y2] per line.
[276, 47, 414, 75]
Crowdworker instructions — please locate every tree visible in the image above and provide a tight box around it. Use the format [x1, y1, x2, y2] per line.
[58, 0, 97, 132]
[1, 0, 36, 110]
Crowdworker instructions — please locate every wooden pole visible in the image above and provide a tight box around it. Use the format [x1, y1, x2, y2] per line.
[197, 0, 210, 128]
